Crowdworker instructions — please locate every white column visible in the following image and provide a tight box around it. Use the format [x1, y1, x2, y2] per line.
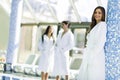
[6, 0, 23, 64]
[31, 26, 37, 53]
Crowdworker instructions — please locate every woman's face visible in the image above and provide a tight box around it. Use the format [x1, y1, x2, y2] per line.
[62, 23, 68, 30]
[48, 27, 53, 34]
[94, 8, 102, 23]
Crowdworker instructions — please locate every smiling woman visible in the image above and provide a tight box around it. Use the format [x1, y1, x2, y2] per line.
[76, 6, 107, 80]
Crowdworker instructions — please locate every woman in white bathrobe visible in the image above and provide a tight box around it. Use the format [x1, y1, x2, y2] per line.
[53, 21, 74, 80]
[38, 26, 55, 80]
[76, 6, 107, 80]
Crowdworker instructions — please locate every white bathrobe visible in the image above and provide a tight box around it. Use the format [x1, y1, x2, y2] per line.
[76, 22, 107, 80]
[38, 35, 54, 73]
[53, 29, 74, 76]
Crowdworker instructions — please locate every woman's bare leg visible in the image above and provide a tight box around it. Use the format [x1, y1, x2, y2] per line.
[45, 72, 48, 80]
[41, 72, 45, 80]
[56, 75, 60, 80]
[65, 75, 69, 80]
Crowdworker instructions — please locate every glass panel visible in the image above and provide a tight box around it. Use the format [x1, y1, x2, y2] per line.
[18, 26, 32, 63]
[74, 28, 86, 48]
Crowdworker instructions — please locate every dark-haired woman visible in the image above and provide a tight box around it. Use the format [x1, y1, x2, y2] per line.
[38, 26, 55, 80]
[76, 6, 107, 80]
[53, 21, 74, 80]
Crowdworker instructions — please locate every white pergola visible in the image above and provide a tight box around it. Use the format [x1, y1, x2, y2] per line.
[0, 0, 108, 23]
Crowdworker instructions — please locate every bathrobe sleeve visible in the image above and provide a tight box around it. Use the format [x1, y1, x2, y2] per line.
[62, 31, 75, 52]
[86, 22, 107, 56]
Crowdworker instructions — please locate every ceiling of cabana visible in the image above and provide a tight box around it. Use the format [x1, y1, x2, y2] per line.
[0, 0, 108, 23]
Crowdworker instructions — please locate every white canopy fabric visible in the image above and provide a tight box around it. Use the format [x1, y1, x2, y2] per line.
[0, 0, 108, 23]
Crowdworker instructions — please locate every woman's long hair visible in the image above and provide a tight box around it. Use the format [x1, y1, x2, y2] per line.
[41, 25, 53, 43]
[88, 6, 105, 33]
